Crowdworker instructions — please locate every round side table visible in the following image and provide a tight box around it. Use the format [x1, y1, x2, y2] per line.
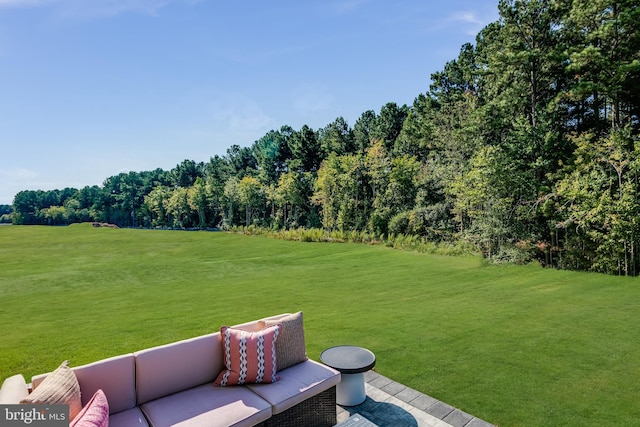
[320, 345, 376, 406]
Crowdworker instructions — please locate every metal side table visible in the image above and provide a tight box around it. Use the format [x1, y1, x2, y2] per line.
[320, 345, 376, 406]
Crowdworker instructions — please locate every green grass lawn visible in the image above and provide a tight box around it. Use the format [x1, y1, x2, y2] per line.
[2, 224, 640, 426]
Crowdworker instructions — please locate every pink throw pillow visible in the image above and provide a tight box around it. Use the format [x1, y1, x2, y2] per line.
[215, 324, 281, 386]
[70, 389, 109, 427]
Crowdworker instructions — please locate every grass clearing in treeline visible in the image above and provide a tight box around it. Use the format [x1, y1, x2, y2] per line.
[1, 224, 639, 426]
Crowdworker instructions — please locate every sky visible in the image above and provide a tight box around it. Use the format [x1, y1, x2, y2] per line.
[0, 0, 500, 205]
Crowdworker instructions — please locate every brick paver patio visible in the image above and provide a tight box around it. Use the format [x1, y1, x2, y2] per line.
[336, 371, 495, 427]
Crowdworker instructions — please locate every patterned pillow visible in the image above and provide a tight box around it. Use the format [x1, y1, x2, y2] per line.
[259, 312, 308, 370]
[20, 361, 82, 420]
[214, 324, 281, 386]
[70, 389, 109, 427]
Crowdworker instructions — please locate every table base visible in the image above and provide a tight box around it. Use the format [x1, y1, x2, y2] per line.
[337, 372, 366, 406]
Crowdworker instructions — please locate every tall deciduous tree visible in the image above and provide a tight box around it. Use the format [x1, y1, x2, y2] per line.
[237, 176, 266, 226]
[314, 153, 368, 231]
[188, 177, 209, 228]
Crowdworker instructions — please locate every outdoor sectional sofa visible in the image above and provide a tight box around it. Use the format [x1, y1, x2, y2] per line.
[0, 313, 341, 427]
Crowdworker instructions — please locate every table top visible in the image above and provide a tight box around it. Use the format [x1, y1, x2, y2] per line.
[320, 345, 376, 374]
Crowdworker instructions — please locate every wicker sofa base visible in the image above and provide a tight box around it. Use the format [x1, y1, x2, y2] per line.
[264, 386, 337, 427]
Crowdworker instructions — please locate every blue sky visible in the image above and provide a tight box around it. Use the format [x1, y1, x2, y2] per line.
[0, 0, 499, 205]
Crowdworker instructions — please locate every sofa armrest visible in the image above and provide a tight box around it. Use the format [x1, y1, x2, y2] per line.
[0, 374, 29, 404]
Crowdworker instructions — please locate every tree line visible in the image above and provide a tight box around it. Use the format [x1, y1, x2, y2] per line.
[10, 0, 640, 275]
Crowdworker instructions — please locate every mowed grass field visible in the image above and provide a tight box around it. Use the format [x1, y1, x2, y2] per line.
[2, 224, 640, 426]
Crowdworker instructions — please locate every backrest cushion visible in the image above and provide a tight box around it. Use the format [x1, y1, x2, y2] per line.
[134, 332, 222, 404]
[72, 354, 136, 415]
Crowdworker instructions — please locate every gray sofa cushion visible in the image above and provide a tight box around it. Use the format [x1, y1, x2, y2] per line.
[74, 354, 137, 415]
[247, 359, 340, 414]
[108, 407, 149, 427]
[134, 332, 223, 404]
[140, 383, 271, 427]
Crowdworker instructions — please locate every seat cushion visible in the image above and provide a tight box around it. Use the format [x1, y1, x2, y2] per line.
[109, 407, 149, 427]
[247, 359, 340, 414]
[140, 383, 271, 427]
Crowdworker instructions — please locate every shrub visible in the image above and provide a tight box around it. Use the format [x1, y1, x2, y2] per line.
[388, 211, 410, 235]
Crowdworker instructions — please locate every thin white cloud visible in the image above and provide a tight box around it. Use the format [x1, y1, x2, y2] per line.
[210, 95, 276, 135]
[446, 10, 497, 35]
[451, 11, 484, 26]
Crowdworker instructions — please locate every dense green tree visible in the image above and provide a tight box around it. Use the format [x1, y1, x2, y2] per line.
[222, 177, 241, 227]
[188, 177, 209, 228]
[166, 187, 191, 228]
[226, 145, 258, 179]
[553, 126, 640, 274]
[40, 205, 67, 225]
[273, 171, 307, 228]
[205, 155, 232, 227]
[564, 0, 640, 132]
[103, 172, 147, 226]
[170, 160, 204, 188]
[394, 94, 438, 161]
[353, 110, 377, 154]
[144, 186, 171, 227]
[252, 126, 293, 184]
[318, 117, 355, 157]
[0, 204, 11, 223]
[237, 176, 267, 226]
[287, 125, 323, 173]
[314, 153, 368, 231]
[8, 0, 640, 274]
[370, 102, 409, 152]
[12, 191, 41, 224]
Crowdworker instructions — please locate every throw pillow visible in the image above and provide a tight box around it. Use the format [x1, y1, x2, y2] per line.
[70, 389, 109, 427]
[214, 324, 281, 386]
[259, 312, 307, 370]
[20, 360, 82, 420]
